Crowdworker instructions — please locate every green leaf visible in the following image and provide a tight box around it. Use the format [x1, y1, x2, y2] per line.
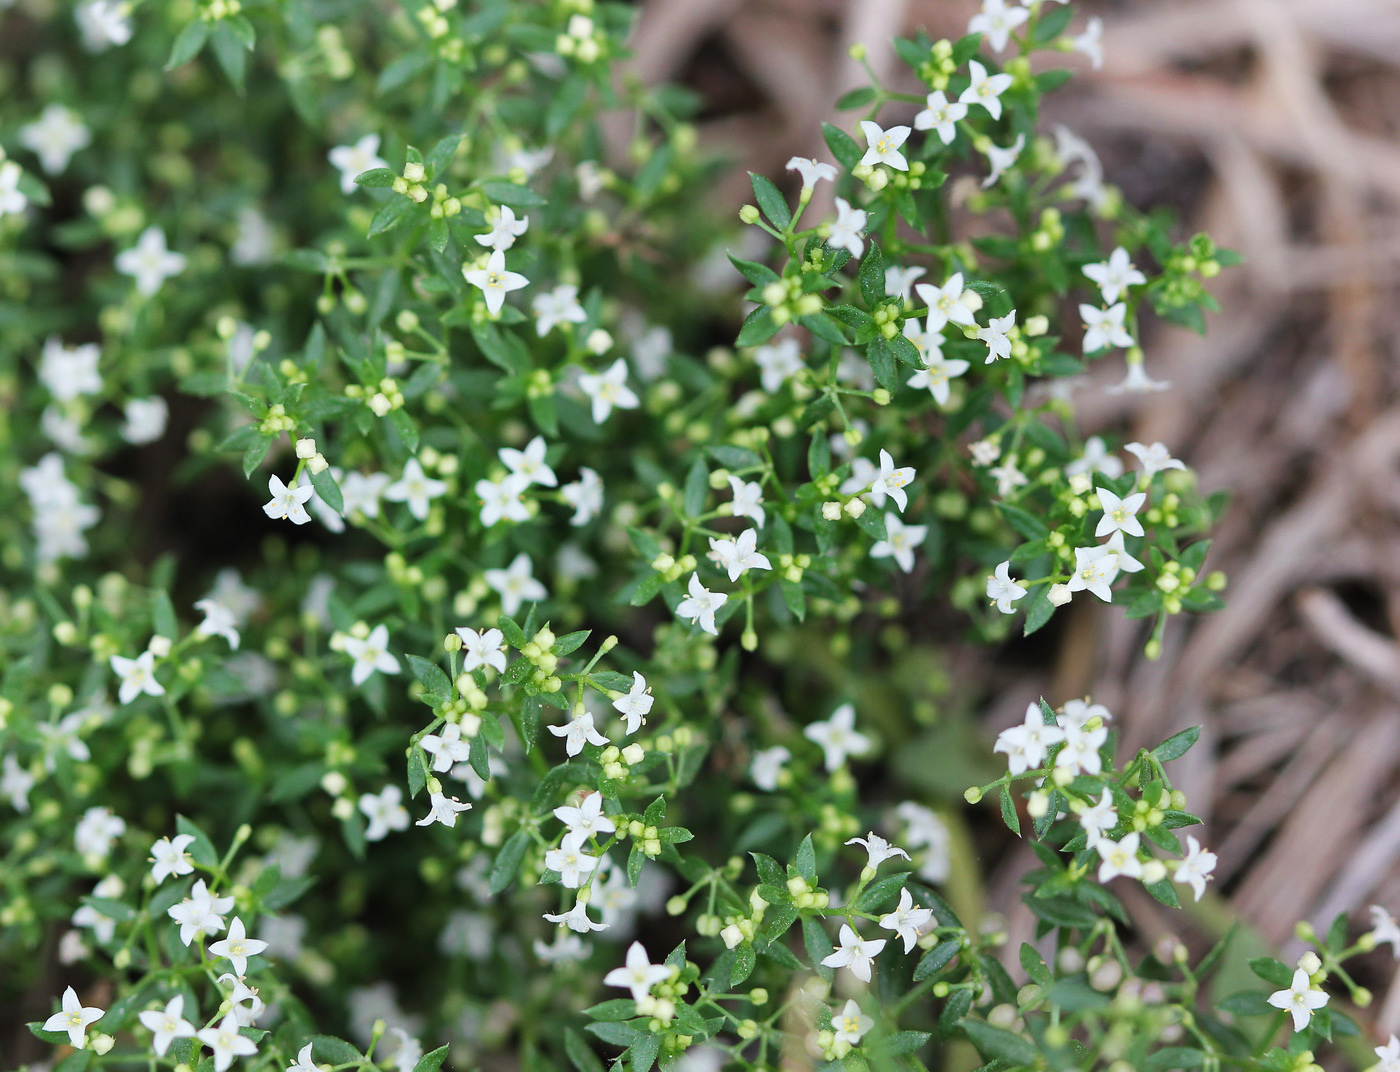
[960, 1021, 1037, 1064]
[311, 1037, 362, 1064]
[795, 833, 817, 879]
[1022, 584, 1054, 637]
[407, 747, 429, 799]
[210, 21, 248, 92]
[736, 306, 779, 347]
[858, 241, 885, 307]
[242, 437, 270, 478]
[822, 123, 861, 171]
[728, 253, 779, 287]
[411, 1047, 450, 1072]
[803, 916, 834, 980]
[354, 168, 398, 189]
[283, 248, 330, 272]
[564, 1029, 606, 1072]
[630, 1031, 661, 1072]
[1152, 726, 1201, 763]
[835, 86, 877, 111]
[683, 456, 708, 518]
[1144, 1048, 1206, 1071]
[999, 784, 1020, 836]
[309, 466, 344, 515]
[1248, 957, 1293, 988]
[749, 172, 791, 231]
[166, 20, 211, 69]
[490, 829, 531, 894]
[480, 181, 546, 208]
[996, 503, 1049, 540]
[708, 445, 764, 470]
[406, 654, 452, 698]
[913, 939, 961, 980]
[153, 589, 178, 640]
[867, 337, 896, 393]
[368, 196, 416, 238]
[585, 999, 642, 1021]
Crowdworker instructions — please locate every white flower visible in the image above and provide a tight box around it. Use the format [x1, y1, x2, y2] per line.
[149, 834, 196, 884]
[1066, 436, 1124, 480]
[1071, 16, 1104, 69]
[214, 974, 264, 1028]
[1125, 441, 1186, 477]
[870, 514, 927, 574]
[827, 198, 867, 258]
[168, 880, 234, 946]
[555, 791, 616, 842]
[76, 0, 132, 51]
[342, 624, 401, 686]
[208, 917, 268, 978]
[560, 468, 604, 525]
[138, 995, 197, 1057]
[982, 134, 1025, 188]
[1081, 303, 1134, 354]
[994, 703, 1066, 775]
[1060, 698, 1113, 730]
[116, 227, 186, 297]
[915, 273, 977, 333]
[328, 134, 388, 195]
[75, 805, 124, 858]
[906, 355, 968, 407]
[231, 207, 276, 266]
[21, 105, 91, 175]
[39, 338, 102, 402]
[846, 832, 910, 869]
[475, 204, 529, 251]
[977, 310, 1017, 362]
[263, 474, 314, 525]
[1095, 486, 1146, 539]
[786, 156, 837, 190]
[884, 266, 926, 304]
[1076, 789, 1117, 847]
[543, 899, 609, 933]
[878, 888, 934, 953]
[500, 435, 558, 488]
[342, 471, 391, 518]
[970, 438, 1001, 467]
[969, 0, 1030, 52]
[456, 627, 507, 674]
[604, 942, 672, 1003]
[359, 785, 411, 841]
[533, 284, 587, 337]
[1368, 905, 1400, 956]
[110, 650, 164, 705]
[44, 985, 105, 1049]
[421, 722, 472, 773]
[1066, 544, 1121, 602]
[1266, 968, 1329, 1033]
[1056, 722, 1108, 776]
[579, 357, 640, 423]
[548, 710, 609, 758]
[122, 397, 169, 445]
[960, 60, 1014, 120]
[3, 755, 36, 812]
[868, 449, 915, 512]
[463, 249, 530, 317]
[612, 672, 656, 734]
[545, 840, 600, 888]
[831, 999, 874, 1049]
[988, 460, 1027, 498]
[750, 746, 789, 791]
[754, 338, 804, 394]
[536, 931, 592, 961]
[804, 703, 871, 771]
[821, 924, 887, 982]
[913, 90, 967, 145]
[415, 791, 473, 828]
[384, 458, 448, 521]
[194, 598, 240, 650]
[858, 121, 912, 172]
[1096, 832, 1145, 883]
[675, 573, 727, 636]
[197, 1013, 258, 1072]
[986, 561, 1027, 613]
[475, 471, 531, 527]
[1173, 835, 1217, 902]
[484, 553, 547, 616]
[1107, 354, 1171, 394]
[1373, 1036, 1400, 1072]
[725, 476, 766, 528]
[1083, 247, 1146, 304]
[286, 1044, 319, 1072]
[0, 160, 27, 218]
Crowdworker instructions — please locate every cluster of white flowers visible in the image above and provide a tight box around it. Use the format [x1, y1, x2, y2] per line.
[21, 452, 101, 563]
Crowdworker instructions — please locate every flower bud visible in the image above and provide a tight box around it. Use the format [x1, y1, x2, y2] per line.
[296, 437, 317, 458]
[739, 205, 760, 225]
[1048, 584, 1072, 606]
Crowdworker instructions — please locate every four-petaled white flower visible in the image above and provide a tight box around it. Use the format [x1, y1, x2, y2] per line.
[913, 90, 967, 145]
[750, 746, 790, 791]
[1173, 835, 1218, 902]
[907, 354, 968, 407]
[122, 397, 168, 445]
[969, 0, 1030, 52]
[675, 573, 727, 636]
[475, 204, 529, 251]
[878, 888, 934, 953]
[754, 338, 804, 394]
[1066, 544, 1121, 602]
[786, 156, 837, 190]
[868, 449, 915, 512]
[1072, 16, 1104, 70]
[977, 310, 1017, 362]
[859, 120, 912, 172]
[286, 1043, 320, 1072]
[960, 60, 1014, 121]
[544, 899, 609, 933]
[1084, 247, 1146, 304]
[545, 840, 600, 888]
[116, 227, 186, 297]
[1373, 1035, 1400, 1072]
[988, 460, 1027, 498]
[464, 249, 530, 317]
[579, 357, 640, 424]
[870, 513, 927, 574]
[215, 973, 264, 1028]
[1266, 968, 1329, 1033]
[138, 995, 197, 1057]
[3, 755, 36, 812]
[1095, 486, 1146, 539]
[385, 458, 448, 521]
[555, 791, 616, 842]
[986, 561, 1027, 614]
[194, 598, 241, 651]
[75, 805, 125, 857]
[40, 338, 102, 402]
[725, 476, 766, 528]
[884, 266, 926, 303]
[421, 722, 472, 773]
[500, 435, 558, 488]
[476, 471, 531, 528]
[1076, 788, 1117, 847]
[484, 553, 548, 616]
[604, 941, 672, 1003]
[1055, 722, 1108, 776]
[549, 709, 610, 758]
[359, 785, 410, 841]
[76, 0, 133, 52]
[342, 624, 401, 686]
[613, 671, 655, 734]
[1125, 441, 1185, 477]
[328, 134, 388, 195]
[804, 703, 871, 771]
[341, 471, 390, 518]
[831, 999, 873, 1047]
[1066, 436, 1124, 480]
[21, 104, 91, 175]
[1096, 832, 1145, 883]
[709, 527, 772, 584]
[197, 1012, 258, 1072]
[111, 649, 165, 705]
[846, 832, 910, 869]
[533, 284, 587, 337]
[821, 924, 887, 982]
[0, 160, 27, 218]
[982, 134, 1025, 189]
[263, 474, 315, 526]
[915, 273, 977, 333]
[45, 985, 105, 1049]
[994, 702, 1066, 775]
[561, 467, 604, 525]
[456, 627, 507, 674]
[149, 833, 196, 884]
[827, 198, 868, 258]
[167, 879, 234, 946]
[208, 916, 268, 978]
[1081, 303, 1134, 354]
[415, 791, 473, 828]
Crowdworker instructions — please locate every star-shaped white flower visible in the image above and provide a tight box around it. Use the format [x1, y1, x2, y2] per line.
[76, 1, 132, 51]
[484, 553, 547, 616]
[674, 573, 726, 636]
[359, 785, 410, 841]
[1373, 1035, 1400, 1072]
[1096, 832, 1145, 883]
[1081, 303, 1134, 354]
[561, 467, 604, 525]
[993, 702, 1065, 775]
[342, 624, 401, 686]
[913, 90, 967, 145]
[870, 513, 927, 574]
[868, 449, 915, 512]
[415, 791, 473, 828]
[750, 746, 790, 791]
[986, 561, 1028, 614]
[548, 710, 610, 758]
[110, 649, 164, 705]
[1368, 905, 1400, 956]
[384, 458, 448, 522]
[475, 471, 531, 528]
[263, 473, 315, 525]
[915, 273, 977, 333]
[804, 703, 871, 771]
[884, 266, 926, 303]
[1055, 722, 1108, 776]
[988, 460, 1027, 498]
[421, 722, 472, 773]
[116, 227, 186, 298]
[977, 310, 1017, 363]
[969, 0, 1030, 52]
[456, 627, 507, 674]
[500, 435, 558, 488]
[1173, 835, 1217, 902]
[1076, 788, 1117, 847]
[533, 284, 587, 337]
[44, 986, 105, 1049]
[3, 755, 36, 812]
[475, 204, 529, 251]
[828, 197, 868, 259]
[1083, 247, 1146, 304]
[1107, 356, 1171, 395]
[194, 597, 240, 651]
[1066, 544, 1121, 602]
[286, 1043, 320, 1072]
[878, 888, 934, 953]
[543, 899, 609, 933]
[1125, 441, 1186, 477]
[907, 354, 968, 407]
[138, 994, 197, 1057]
[1095, 486, 1146, 539]
[786, 156, 837, 190]
[208, 917, 268, 978]
[579, 357, 640, 424]
[982, 134, 1025, 188]
[960, 60, 1014, 120]
[821, 924, 887, 982]
[328, 134, 388, 195]
[544, 839, 601, 887]
[846, 832, 910, 869]
[1266, 968, 1329, 1033]
[612, 671, 655, 734]
[1072, 16, 1104, 69]
[604, 941, 672, 1003]
[463, 249, 529, 317]
[859, 121, 912, 172]
[727, 476, 766, 528]
[1066, 436, 1125, 480]
[149, 834, 196, 884]
[21, 104, 91, 175]
[554, 791, 616, 842]
[167, 879, 234, 946]
[197, 1012, 258, 1072]
[754, 337, 804, 394]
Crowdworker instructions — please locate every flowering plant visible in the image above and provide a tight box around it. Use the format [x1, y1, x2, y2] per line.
[4, 1, 1392, 1072]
